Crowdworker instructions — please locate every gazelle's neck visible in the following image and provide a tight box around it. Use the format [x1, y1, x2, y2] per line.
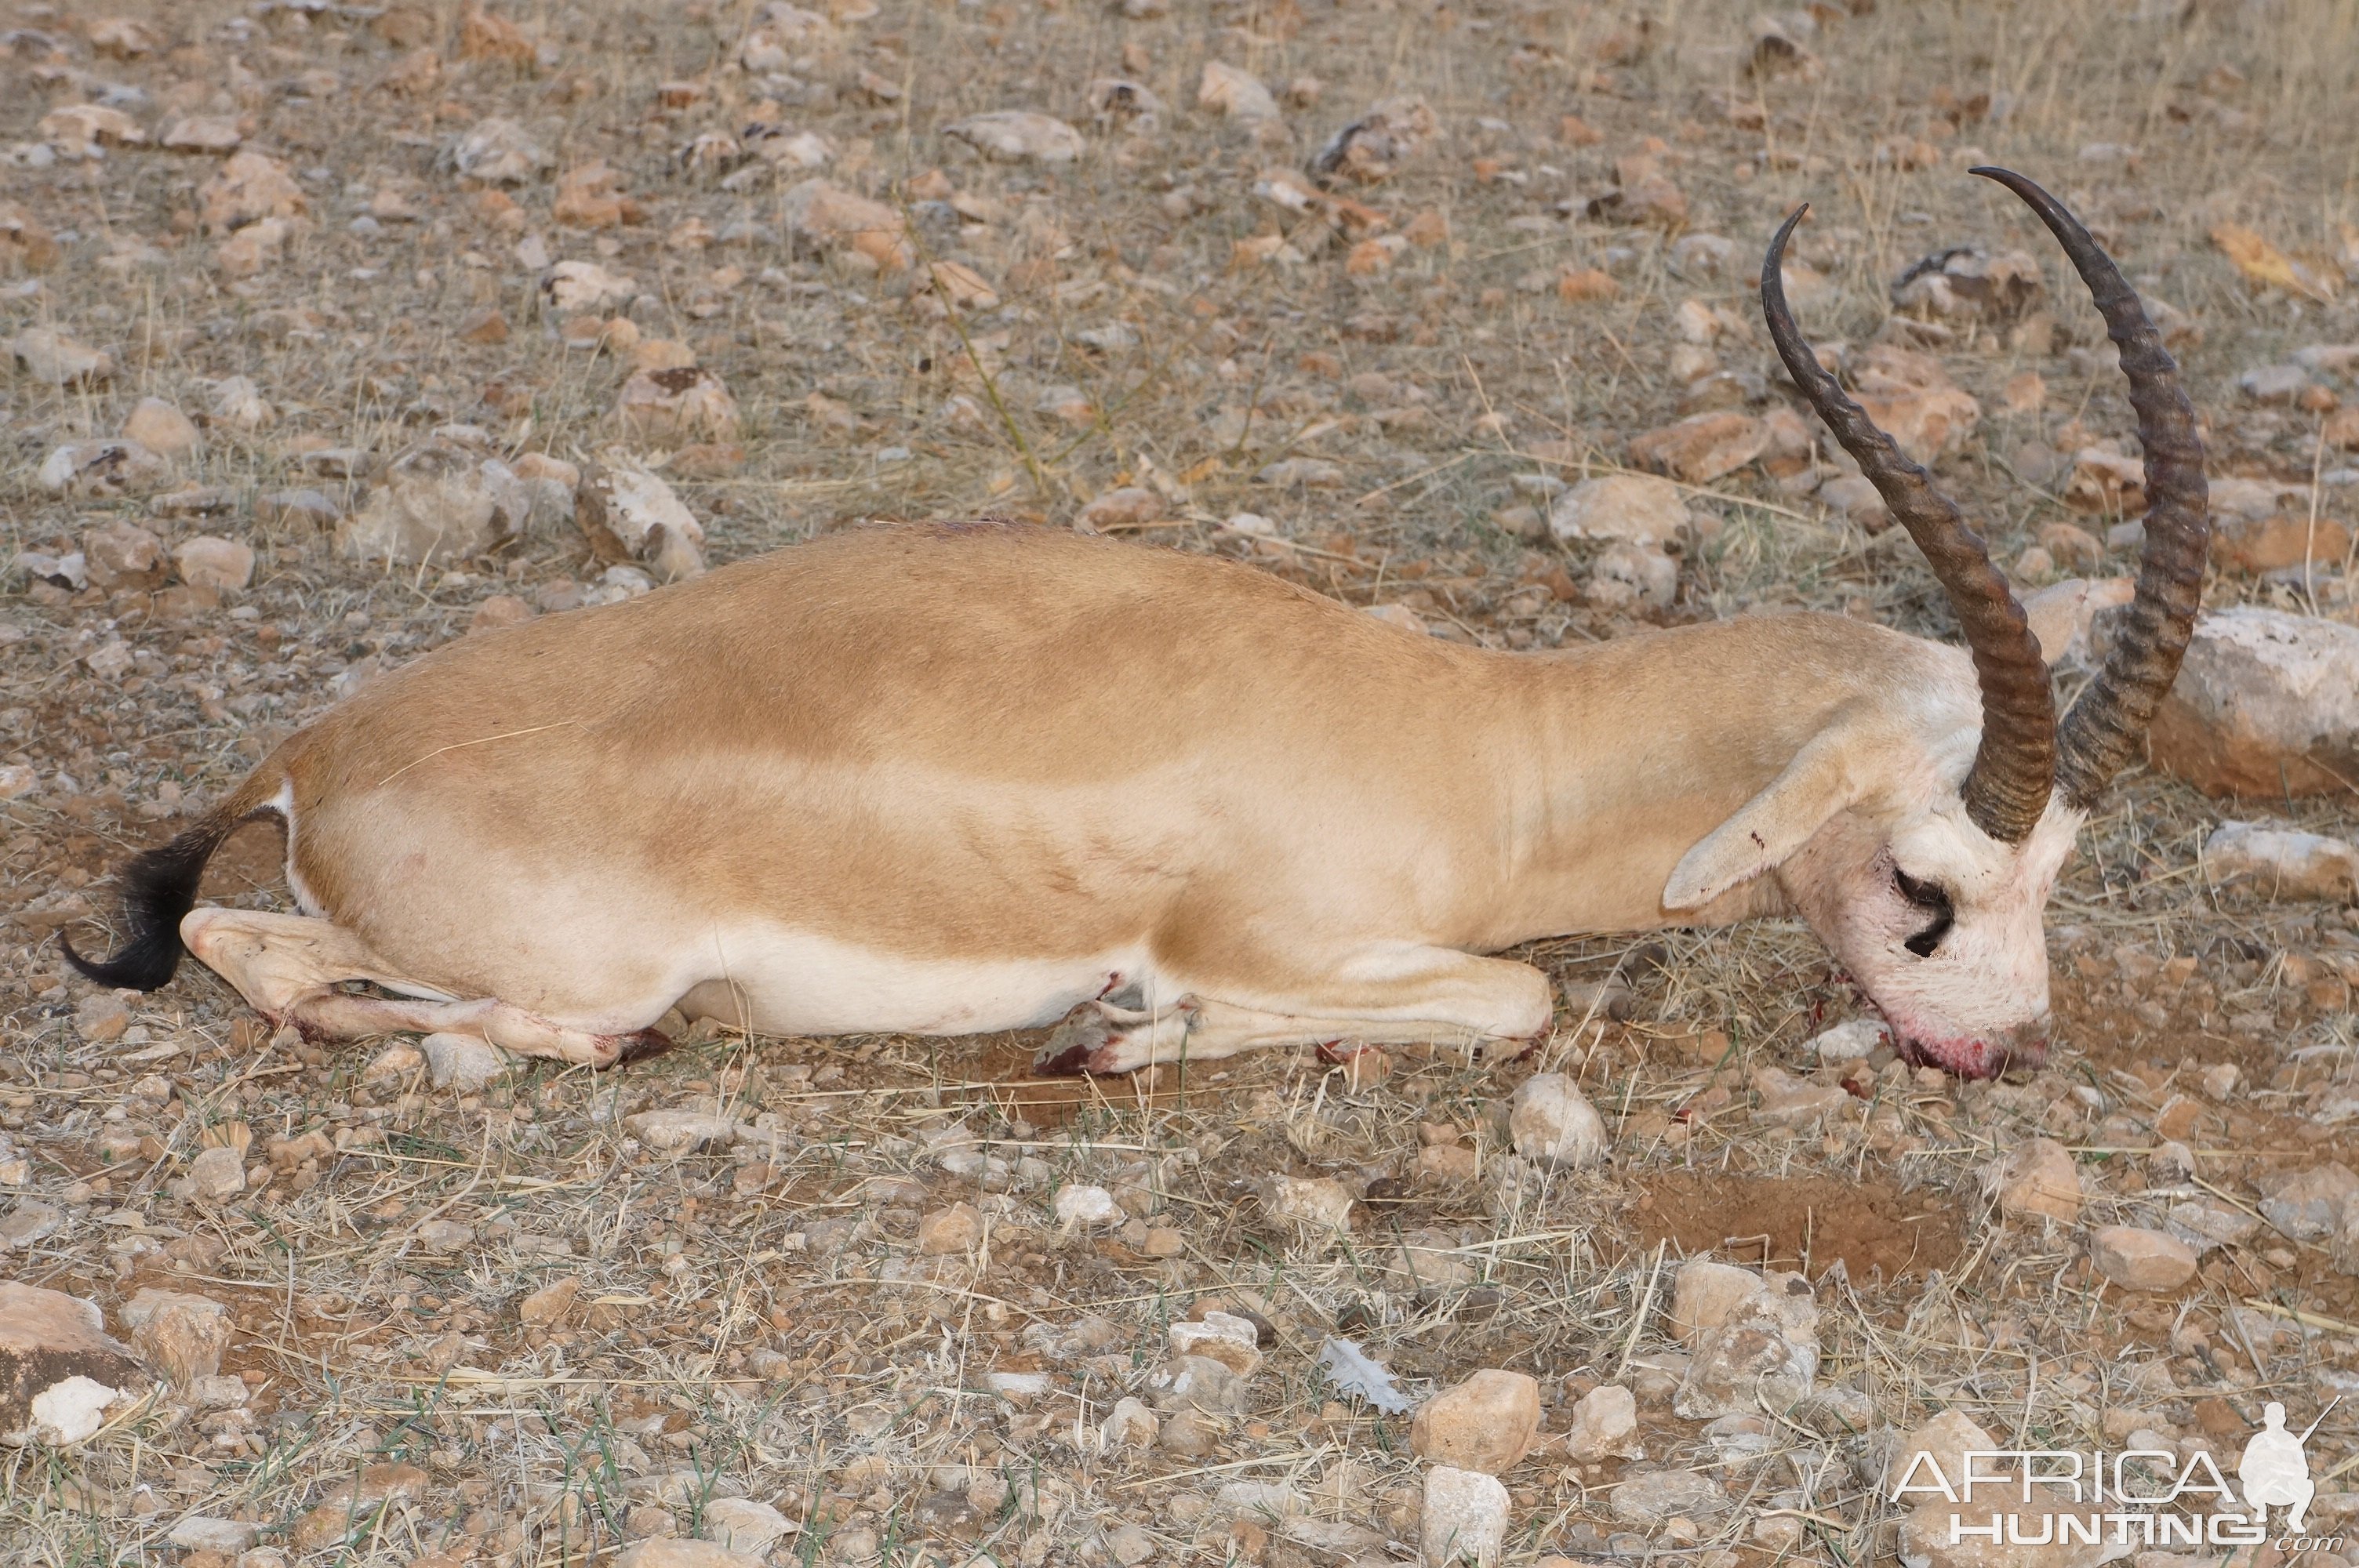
[1470, 613, 1974, 946]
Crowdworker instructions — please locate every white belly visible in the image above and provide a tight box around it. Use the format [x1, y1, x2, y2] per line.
[669, 926, 1153, 1036]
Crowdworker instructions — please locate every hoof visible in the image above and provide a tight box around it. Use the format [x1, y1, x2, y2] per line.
[611, 1027, 674, 1065]
[1034, 1006, 1110, 1076]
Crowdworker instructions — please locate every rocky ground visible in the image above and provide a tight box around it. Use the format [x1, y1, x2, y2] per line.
[3, 1, 2359, 1567]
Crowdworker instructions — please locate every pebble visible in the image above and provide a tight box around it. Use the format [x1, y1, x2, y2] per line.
[1675, 1270, 1819, 1419]
[1053, 1184, 1124, 1228]
[2023, 576, 2135, 669]
[1750, 1065, 1849, 1127]
[1991, 1135, 2082, 1224]
[1546, 474, 1692, 546]
[1806, 1018, 1888, 1062]
[122, 397, 199, 457]
[336, 440, 527, 566]
[40, 440, 170, 499]
[1159, 1408, 1217, 1456]
[1421, 1466, 1510, 1566]
[1169, 1312, 1262, 1376]
[2256, 1164, 2357, 1242]
[10, 328, 111, 385]
[943, 111, 1085, 162]
[421, 1032, 507, 1091]
[417, 1219, 476, 1253]
[2088, 1226, 2198, 1292]
[1198, 60, 1281, 122]
[1507, 1074, 1605, 1167]
[1562, 1383, 1643, 1462]
[169, 1518, 260, 1553]
[1587, 541, 1678, 610]
[1412, 1369, 1540, 1475]
[579, 460, 708, 583]
[75, 992, 131, 1044]
[917, 1202, 984, 1255]
[173, 535, 256, 594]
[1099, 1396, 1159, 1450]
[123, 1287, 230, 1385]
[187, 1145, 247, 1203]
[1106, 1523, 1155, 1565]
[2204, 821, 2359, 902]
[1150, 1353, 1247, 1414]
[623, 1109, 740, 1153]
[615, 1541, 764, 1568]
[699, 1499, 792, 1555]
[1263, 1173, 1354, 1232]
[1608, 1468, 1728, 1525]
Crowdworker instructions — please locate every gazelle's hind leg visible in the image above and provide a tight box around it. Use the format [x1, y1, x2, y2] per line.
[1035, 946, 1552, 1075]
[180, 908, 668, 1068]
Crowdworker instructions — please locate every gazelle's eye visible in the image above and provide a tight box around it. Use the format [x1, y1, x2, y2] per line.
[1894, 867, 1954, 958]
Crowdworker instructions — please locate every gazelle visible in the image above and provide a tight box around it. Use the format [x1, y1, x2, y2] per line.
[65, 169, 2206, 1081]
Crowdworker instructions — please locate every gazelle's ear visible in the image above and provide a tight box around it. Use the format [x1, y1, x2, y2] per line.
[1663, 725, 1869, 911]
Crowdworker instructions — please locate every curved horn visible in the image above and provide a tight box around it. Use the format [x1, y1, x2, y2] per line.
[1970, 166, 2209, 808]
[1760, 206, 2057, 844]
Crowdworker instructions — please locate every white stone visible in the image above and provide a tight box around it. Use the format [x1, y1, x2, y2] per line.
[1564, 1383, 1643, 1462]
[187, 1145, 245, 1201]
[1420, 1466, 1510, 1566]
[699, 1498, 792, 1555]
[1198, 60, 1280, 122]
[1053, 1184, 1123, 1227]
[1806, 1018, 1888, 1062]
[422, 1032, 508, 1091]
[2137, 608, 2359, 799]
[943, 111, 1085, 163]
[170, 1518, 260, 1552]
[2205, 821, 2358, 902]
[1411, 1369, 1541, 1475]
[1264, 1173, 1354, 1231]
[1507, 1074, 1605, 1167]
[1609, 1468, 1728, 1524]
[336, 441, 528, 566]
[580, 460, 707, 583]
[1674, 1270, 1820, 1419]
[173, 536, 255, 593]
[625, 1109, 738, 1152]
[2022, 576, 2135, 670]
[2088, 1226, 2199, 1292]
[616, 1541, 765, 1568]
[1547, 474, 1692, 546]
[1168, 1312, 1261, 1376]
[30, 1375, 118, 1444]
[1099, 1396, 1159, 1450]
[450, 117, 551, 184]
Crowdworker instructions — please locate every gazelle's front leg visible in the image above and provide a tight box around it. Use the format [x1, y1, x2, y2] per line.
[1034, 946, 1552, 1074]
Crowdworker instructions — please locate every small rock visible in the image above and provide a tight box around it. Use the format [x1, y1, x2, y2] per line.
[11, 328, 112, 386]
[2256, 1164, 2358, 1243]
[1626, 412, 1768, 485]
[1054, 1185, 1123, 1228]
[0, 1283, 140, 1443]
[1198, 60, 1281, 123]
[1410, 1369, 1541, 1475]
[1609, 1468, 1728, 1525]
[2167, 1200, 2260, 1254]
[82, 520, 166, 589]
[1100, 1396, 1159, 1450]
[1587, 541, 1678, 610]
[1169, 1312, 1262, 1376]
[1563, 1383, 1643, 1462]
[0, 1201, 61, 1249]
[2239, 363, 2312, 403]
[578, 459, 707, 583]
[617, 366, 740, 441]
[1750, 1065, 1849, 1127]
[169, 1518, 260, 1553]
[1310, 96, 1438, 183]
[1421, 1466, 1510, 1566]
[780, 178, 911, 270]
[2088, 1226, 2198, 1292]
[213, 376, 276, 430]
[1546, 474, 1692, 546]
[173, 536, 256, 595]
[1078, 486, 1161, 532]
[918, 1202, 984, 1255]
[198, 151, 306, 234]
[543, 260, 639, 312]
[1263, 1173, 1354, 1232]
[518, 1276, 580, 1327]
[1675, 1272, 1819, 1419]
[1891, 245, 2045, 322]
[627, 1109, 739, 1153]
[450, 117, 551, 184]
[944, 111, 1085, 163]
[1106, 1523, 1155, 1566]
[122, 397, 199, 457]
[41, 440, 169, 499]
[700, 1499, 792, 1556]
[336, 440, 527, 566]
[187, 1145, 246, 1203]
[616, 1541, 764, 1568]
[2130, 608, 2359, 798]
[417, 1219, 476, 1253]
[1819, 474, 1888, 528]
[1990, 1135, 2081, 1223]
[415, 1032, 504, 1091]
[1160, 1409, 1217, 1456]
[2204, 821, 2358, 902]
[75, 992, 132, 1044]
[124, 1287, 231, 1385]
[1508, 1074, 1605, 1168]
[1805, 1018, 1888, 1062]
[1849, 345, 1981, 465]
[1150, 1353, 1247, 1414]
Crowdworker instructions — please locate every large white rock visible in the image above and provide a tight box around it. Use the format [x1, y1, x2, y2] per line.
[2205, 821, 2358, 902]
[2128, 607, 2359, 798]
[1421, 1466, 1510, 1565]
[1563, 1383, 1643, 1461]
[1507, 1074, 1605, 1167]
[0, 1284, 140, 1445]
[1547, 473, 1692, 546]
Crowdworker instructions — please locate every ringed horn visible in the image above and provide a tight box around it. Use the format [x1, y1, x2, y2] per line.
[1759, 165, 2210, 840]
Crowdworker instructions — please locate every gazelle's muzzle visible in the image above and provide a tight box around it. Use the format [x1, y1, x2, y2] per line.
[1887, 1014, 2048, 1080]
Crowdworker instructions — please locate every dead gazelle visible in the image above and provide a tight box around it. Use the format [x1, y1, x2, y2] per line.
[66, 169, 2205, 1080]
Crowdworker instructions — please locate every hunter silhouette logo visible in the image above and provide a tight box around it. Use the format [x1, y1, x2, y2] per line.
[1892, 1399, 2341, 1552]
[2238, 1401, 2319, 1533]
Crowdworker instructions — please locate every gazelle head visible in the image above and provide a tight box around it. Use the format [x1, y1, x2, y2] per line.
[1670, 169, 2211, 1078]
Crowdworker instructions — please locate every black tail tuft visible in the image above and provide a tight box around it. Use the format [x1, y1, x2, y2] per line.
[59, 816, 239, 991]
